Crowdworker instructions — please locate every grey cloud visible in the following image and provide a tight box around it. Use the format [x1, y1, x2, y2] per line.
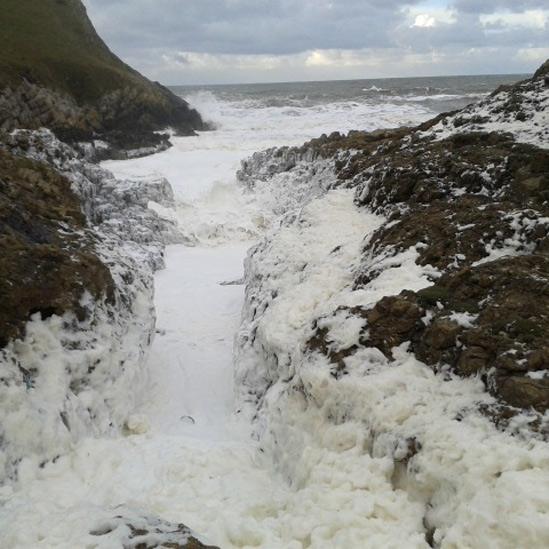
[172, 52, 191, 65]
[83, 0, 421, 55]
[452, 0, 549, 14]
[81, 0, 549, 83]
[397, 11, 548, 53]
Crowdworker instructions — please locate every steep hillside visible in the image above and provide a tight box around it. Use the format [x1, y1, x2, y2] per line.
[0, 0, 205, 153]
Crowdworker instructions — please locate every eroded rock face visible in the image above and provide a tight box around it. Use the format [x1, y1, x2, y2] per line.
[0, 72, 205, 160]
[0, 1, 206, 156]
[0, 148, 113, 347]
[5, 129, 186, 260]
[0, 129, 185, 482]
[339, 255, 549, 415]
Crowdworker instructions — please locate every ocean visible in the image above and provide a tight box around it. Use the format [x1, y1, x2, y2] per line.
[171, 73, 526, 140]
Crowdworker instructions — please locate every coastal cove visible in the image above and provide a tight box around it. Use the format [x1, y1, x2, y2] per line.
[2, 68, 549, 547]
[1, 3, 549, 546]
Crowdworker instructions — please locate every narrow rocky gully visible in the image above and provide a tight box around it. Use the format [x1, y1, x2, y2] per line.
[71, 103, 415, 547]
[3, 2, 548, 546]
[78, 98, 432, 547]
[0, 130, 284, 546]
[79, 95, 436, 547]
[5, 78, 548, 548]
[3, 106, 415, 548]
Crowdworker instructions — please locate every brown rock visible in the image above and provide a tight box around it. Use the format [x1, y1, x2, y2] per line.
[496, 375, 549, 411]
[0, 148, 114, 347]
[365, 295, 424, 357]
[527, 348, 549, 371]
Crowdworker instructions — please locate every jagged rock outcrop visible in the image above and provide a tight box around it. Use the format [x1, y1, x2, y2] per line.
[0, 128, 217, 548]
[234, 62, 549, 548]
[0, 147, 113, 347]
[0, 0, 206, 156]
[0, 3, 210, 544]
[237, 61, 549, 422]
[0, 129, 185, 482]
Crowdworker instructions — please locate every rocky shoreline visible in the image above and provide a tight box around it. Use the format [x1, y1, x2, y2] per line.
[0, 3, 212, 544]
[0, 128, 218, 548]
[0, 79, 208, 160]
[234, 62, 549, 547]
[0, 129, 169, 473]
[1, 1, 548, 544]
[237, 63, 549, 424]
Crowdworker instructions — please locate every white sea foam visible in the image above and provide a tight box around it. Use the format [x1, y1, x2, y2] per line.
[0, 89, 439, 548]
[235, 186, 549, 549]
[5, 85, 546, 549]
[399, 92, 488, 102]
[102, 90, 434, 247]
[362, 85, 389, 92]
[424, 77, 549, 149]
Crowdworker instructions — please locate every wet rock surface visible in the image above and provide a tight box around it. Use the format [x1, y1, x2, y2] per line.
[348, 254, 549, 416]
[0, 129, 217, 549]
[89, 511, 219, 549]
[0, 128, 188, 483]
[240, 61, 549, 426]
[0, 147, 113, 347]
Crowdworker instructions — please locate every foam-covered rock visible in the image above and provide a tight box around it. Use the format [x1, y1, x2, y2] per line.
[234, 61, 549, 547]
[0, 130, 185, 482]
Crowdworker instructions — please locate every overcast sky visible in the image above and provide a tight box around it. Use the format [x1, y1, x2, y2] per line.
[82, 0, 549, 85]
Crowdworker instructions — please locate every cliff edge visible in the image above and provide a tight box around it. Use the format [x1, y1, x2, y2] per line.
[0, 0, 205, 154]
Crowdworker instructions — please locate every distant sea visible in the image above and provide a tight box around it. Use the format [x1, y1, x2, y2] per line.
[171, 74, 526, 140]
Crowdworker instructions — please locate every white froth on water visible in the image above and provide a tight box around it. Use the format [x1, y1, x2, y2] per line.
[102, 90, 435, 246]
[0, 198, 434, 549]
[141, 243, 249, 438]
[8, 84, 545, 548]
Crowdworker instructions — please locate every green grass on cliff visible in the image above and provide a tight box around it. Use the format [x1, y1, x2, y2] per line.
[0, 0, 149, 103]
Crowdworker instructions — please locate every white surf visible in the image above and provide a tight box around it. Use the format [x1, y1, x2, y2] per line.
[1, 90, 452, 548]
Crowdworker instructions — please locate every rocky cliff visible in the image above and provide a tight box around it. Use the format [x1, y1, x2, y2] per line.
[0, 1, 207, 475]
[235, 62, 549, 547]
[0, 130, 218, 548]
[0, 129, 171, 480]
[0, 0, 206, 156]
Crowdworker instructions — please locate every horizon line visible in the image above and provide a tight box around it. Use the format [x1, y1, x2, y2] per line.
[165, 70, 531, 88]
